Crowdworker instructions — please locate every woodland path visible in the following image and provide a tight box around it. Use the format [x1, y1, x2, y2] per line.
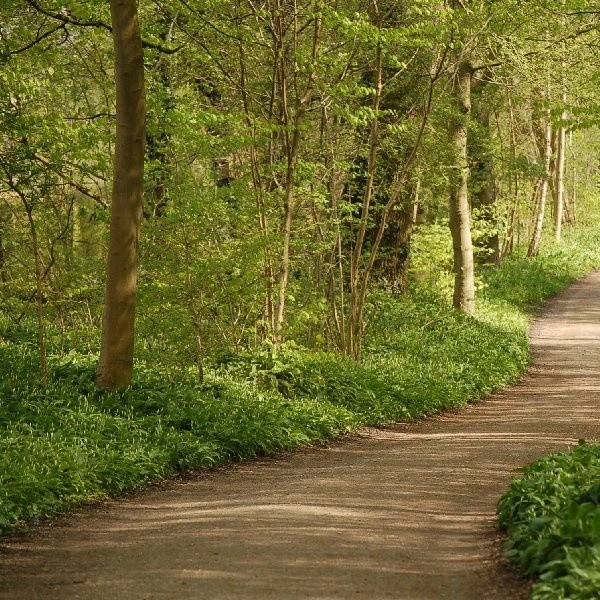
[2, 273, 600, 599]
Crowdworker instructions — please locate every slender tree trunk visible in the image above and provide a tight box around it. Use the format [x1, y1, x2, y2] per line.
[345, 41, 442, 358]
[145, 14, 176, 219]
[502, 195, 518, 258]
[471, 97, 499, 265]
[0, 210, 7, 283]
[448, 60, 475, 314]
[330, 174, 347, 350]
[568, 130, 576, 224]
[347, 42, 384, 358]
[96, 0, 146, 389]
[502, 97, 520, 258]
[527, 111, 552, 257]
[554, 88, 567, 242]
[322, 120, 348, 350]
[554, 0, 567, 240]
[273, 4, 321, 336]
[25, 206, 47, 386]
[238, 34, 275, 336]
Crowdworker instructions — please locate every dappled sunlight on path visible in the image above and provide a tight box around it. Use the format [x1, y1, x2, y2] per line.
[2, 272, 600, 599]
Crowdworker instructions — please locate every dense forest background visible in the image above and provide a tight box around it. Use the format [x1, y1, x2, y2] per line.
[1, 3, 600, 595]
[1, 0, 599, 387]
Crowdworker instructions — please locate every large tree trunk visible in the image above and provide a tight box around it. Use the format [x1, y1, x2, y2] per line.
[449, 61, 475, 314]
[381, 185, 418, 295]
[96, 0, 145, 390]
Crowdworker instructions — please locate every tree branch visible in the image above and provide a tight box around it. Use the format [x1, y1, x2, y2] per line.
[9, 22, 67, 54]
[24, 0, 183, 54]
[32, 152, 107, 208]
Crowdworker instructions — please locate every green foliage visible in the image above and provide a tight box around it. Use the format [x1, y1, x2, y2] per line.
[0, 343, 355, 533]
[217, 344, 414, 425]
[483, 226, 600, 310]
[498, 442, 600, 600]
[3, 218, 600, 535]
[367, 288, 529, 414]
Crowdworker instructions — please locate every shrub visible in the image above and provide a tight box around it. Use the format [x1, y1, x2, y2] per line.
[497, 442, 600, 600]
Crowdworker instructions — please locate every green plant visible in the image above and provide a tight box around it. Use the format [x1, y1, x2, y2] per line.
[498, 441, 600, 600]
[3, 220, 600, 536]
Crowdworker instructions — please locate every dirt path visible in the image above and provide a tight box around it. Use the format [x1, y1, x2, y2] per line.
[2, 273, 600, 600]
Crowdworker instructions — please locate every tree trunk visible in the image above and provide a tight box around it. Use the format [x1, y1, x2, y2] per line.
[96, 0, 145, 389]
[381, 184, 418, 294]
[448, 60, 475, 314]
[0, 209, 8, 283]
[25, 206, 47, 386]
[567, 130, 576, 225]
[554, 92, 567, 242]
[554, 1, 567, 241]
[238, 29, 275, 337]
[471, 97, 499, 265]
[347, 41, 384, 358]
[527, 112, 552, 258]
[502, 96, 520, 258]
[273, 2, 321, 337]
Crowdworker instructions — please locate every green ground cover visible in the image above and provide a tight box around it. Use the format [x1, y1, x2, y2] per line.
[498, 442, 600, 599]
[1, 225, 600, 537]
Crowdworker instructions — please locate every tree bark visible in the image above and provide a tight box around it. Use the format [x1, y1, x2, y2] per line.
[554, 92, 567, 242]
[471, 96, 499, 265]
[0, 209, 8, 283]
[527, 111, 552, 258]
[381, 184, 418, 295]
[96, 0, 145, 389]
[237, 21, 275, 337]
[347, 41, 384, 358]
[448, 60, 475, 314]
[554, 0, 567, 241]
[567, 130, 576, 225]
[25, 205, 47, 386]
[273, 2, 321, 337]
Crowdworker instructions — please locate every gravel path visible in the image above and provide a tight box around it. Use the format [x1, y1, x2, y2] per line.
[2, 272, 600, 599]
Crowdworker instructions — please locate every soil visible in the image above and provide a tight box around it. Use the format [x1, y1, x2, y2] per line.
[2, 272, 600, 600]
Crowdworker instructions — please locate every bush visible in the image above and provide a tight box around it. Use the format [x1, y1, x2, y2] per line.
[497, 442, 600, 600]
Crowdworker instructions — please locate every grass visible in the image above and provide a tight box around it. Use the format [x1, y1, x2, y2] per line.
[497, 442, 600, 599]
[1, 223, 600, 538]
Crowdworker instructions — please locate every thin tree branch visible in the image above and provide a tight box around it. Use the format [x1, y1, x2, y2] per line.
[24, 0, 182, 54]
[32, 153, 107, 208]
[9, 22, 67, 54]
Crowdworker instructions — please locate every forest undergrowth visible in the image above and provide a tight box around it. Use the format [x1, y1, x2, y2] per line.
[498, 442, 600, 600]
[1, 225, 600, 571]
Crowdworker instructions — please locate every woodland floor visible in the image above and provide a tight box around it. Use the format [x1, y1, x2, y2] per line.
[2, 273, 600, 599]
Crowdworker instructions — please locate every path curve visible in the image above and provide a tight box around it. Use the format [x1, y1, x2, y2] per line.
[2, 272, 600, 599]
